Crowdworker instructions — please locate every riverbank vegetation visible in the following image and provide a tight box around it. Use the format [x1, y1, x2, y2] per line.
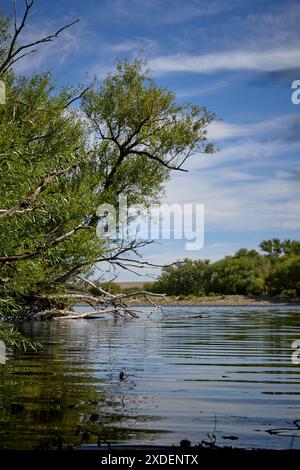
[145, 239, 300, 298]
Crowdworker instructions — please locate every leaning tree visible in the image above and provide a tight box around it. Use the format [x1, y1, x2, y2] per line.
[0, 1, 215, 342]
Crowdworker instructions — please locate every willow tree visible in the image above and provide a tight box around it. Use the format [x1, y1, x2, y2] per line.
[0, 1, 215, 328]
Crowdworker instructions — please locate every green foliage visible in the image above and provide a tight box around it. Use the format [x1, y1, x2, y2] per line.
[259, 238, 300, 257]
[0, 73, 103, 314]
[207, 250, 269, 296]
[259, 238, 283, 257]
[250, 277, 266, 296]
[266, 254, 300, 296]
[150, 258, 210, 296]
[280, 289, 298, 298]
[149, 240, 300, 298]
[0, 50, 214, 320]
[0, 15, 10, 64]
[81, 59, 215, 208]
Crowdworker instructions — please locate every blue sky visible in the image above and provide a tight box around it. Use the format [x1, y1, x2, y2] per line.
[3, 0, 300, 280]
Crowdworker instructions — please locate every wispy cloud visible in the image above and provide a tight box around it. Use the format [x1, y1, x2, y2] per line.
[106, 37, 158, 53]
[165, 171, 300, 232]
[161, 110, 300, 240]
[149, 47, 300, 75]
[175, 78, 233, 98]
[208, 115, 300, 141]
[101, 0, 243, 25]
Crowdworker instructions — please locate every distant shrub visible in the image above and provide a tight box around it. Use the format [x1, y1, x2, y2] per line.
[143, 241, 300, 298]
[249, 277, 266, 295]
[143, 282, 157, 292]
[280, 289, 297, 298]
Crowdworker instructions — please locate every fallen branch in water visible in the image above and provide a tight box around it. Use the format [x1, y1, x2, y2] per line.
[54, 308, 142, 319]
[29, 278, 166, 320]
[34, 308, 141, 320]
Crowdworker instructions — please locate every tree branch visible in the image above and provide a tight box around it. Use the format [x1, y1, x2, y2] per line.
[130, 149, 188, 172]
[0, 151, 89, 221]
[0, 223, 90, 263]
[0, 0, 79, 74]
[64, 87, 89, 109]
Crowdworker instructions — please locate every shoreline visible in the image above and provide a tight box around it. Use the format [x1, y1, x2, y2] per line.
[130, 294, 300, 307]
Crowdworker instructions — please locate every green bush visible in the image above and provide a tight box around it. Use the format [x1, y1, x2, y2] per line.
[280, 289, 297, 298]
[149, 240, 300, 298]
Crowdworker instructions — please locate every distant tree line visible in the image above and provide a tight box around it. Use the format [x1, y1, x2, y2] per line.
[145, 239, 300, 298]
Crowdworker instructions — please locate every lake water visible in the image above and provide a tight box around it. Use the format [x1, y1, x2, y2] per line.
[0, 305, 300, 450]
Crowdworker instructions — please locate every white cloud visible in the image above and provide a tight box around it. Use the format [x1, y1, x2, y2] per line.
[107, 38, 158, 53]
[149, 48, 300, 74]
[101, 0, 242, 25]
[175, 78, 233, 98]
[207, 115, 300, 141]
[158, 111, 300, 237]
[164, 172, 300, 232]
[183, 139, 300, 174]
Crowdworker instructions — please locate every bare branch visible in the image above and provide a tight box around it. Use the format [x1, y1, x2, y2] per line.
[34, 286, 167, 320]
[0, 0, 79, 74]
[103, 150, 126, 190]
[130, 149, 188, 172]
[1, 0, 34, 75]
[55, 240, 159, 285]
[64, 87, 89, 109]
[76, 276, 118, 298]
[6, 48, 37, 68]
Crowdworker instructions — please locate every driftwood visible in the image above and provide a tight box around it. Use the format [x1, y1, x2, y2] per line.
[54, 309, 141, 320]
[35, 307, 143, 320]
[30, 277, 167, 320]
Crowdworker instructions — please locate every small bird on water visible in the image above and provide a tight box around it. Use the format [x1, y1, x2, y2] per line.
[119, 370, 125, 381]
